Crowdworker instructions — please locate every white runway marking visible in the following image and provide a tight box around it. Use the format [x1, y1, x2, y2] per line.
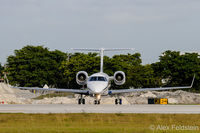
[0, 104, 200, 114]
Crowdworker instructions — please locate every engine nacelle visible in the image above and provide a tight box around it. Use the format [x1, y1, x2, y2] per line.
[114, 71, 126, 85]
[76, 71, 88, 85]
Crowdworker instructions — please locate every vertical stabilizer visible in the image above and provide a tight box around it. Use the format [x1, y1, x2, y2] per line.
[100, 48, 104, 73]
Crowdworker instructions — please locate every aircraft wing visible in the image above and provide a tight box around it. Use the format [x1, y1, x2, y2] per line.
[11, 86, 89, 95]
[109, 75, 195, 94]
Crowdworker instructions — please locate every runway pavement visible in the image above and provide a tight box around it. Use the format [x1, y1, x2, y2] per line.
[0, 104, 200, 114]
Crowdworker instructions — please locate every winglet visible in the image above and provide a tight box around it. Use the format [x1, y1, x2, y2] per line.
[190, 74, 195, 88]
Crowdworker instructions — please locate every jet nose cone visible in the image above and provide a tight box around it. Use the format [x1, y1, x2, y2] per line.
[92, 88, 102, 93]
[88, 82, 107, 94]
[91, 86, 103, 93]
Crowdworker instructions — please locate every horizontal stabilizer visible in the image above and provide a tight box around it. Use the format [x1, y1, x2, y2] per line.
[71, 48, 134, 73]
[71, 48, 134, 52]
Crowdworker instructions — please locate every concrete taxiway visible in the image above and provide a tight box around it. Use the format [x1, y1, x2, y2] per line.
[0, 104, 200, 114]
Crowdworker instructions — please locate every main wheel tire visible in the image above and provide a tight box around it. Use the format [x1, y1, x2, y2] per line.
[82, 99, 85, 104]
[119, 99, 122, 105]
[94, 100, 97, 105]
[97, 100, 100, 105]
[115, 99, 118, 105]
[78, 99, 82, 104]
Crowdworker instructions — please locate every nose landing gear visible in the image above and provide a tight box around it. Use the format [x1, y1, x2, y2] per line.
[94, 100, 100, 105]
[94, 94, 101, 105]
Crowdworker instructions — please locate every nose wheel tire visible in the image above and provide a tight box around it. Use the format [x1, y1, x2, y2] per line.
[78, 98, 85, 104]
[115, 99, 122, 105]
[94, 100, 100, 105]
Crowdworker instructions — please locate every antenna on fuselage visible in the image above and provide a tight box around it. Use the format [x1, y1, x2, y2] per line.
[71, 48, 134, 73]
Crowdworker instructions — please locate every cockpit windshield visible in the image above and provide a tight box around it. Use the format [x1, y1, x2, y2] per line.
[89, 77, 97, 81]
[89, 76, 107, 81]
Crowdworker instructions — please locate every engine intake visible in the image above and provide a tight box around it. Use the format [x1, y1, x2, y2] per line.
[76, 71, 88, 85]
[114, 71, 126, 85]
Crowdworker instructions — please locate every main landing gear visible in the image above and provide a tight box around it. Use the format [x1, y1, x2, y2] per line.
[115, 98, 122, 105]
[78, 94, 85, 105]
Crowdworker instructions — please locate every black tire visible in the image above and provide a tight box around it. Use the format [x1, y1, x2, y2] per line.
[115, 99, 118, 105]
[97, 100, 100, 105]
[119, 99, 122, 105]
[82, 99, 85, 104]
[94, 100, 97, 105]
[78, 99, 82, 104]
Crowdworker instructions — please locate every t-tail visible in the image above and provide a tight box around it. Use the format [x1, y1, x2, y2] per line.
[72, 48, 134, 73]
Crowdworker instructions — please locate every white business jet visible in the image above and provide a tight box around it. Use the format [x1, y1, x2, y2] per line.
[12, 48, 195, 105]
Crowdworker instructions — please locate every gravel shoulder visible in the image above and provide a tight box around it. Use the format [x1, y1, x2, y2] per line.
[0, 83, 200, 105]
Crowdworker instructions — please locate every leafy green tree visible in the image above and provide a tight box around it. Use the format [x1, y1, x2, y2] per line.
[6, 45, 67, 87]
[107, 53, 143, 89]
[60, 52, 146, 89]
[152, 50, 200, 91]
[108, 53, 142, 74]
[9, 46, 198, 91]
[126, 64, 161, 89]
[60, 52, 100, 88]
[0, 63, 4, 78]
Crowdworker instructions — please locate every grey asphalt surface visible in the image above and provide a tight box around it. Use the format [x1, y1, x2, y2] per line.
[0, 104, 200, 114]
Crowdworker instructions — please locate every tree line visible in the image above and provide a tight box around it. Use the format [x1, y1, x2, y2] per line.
[0, 64, 4, 79]
[1, 45, 199, 91]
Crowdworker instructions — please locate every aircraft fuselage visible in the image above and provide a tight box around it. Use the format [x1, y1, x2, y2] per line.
[87, 72, 110, 100]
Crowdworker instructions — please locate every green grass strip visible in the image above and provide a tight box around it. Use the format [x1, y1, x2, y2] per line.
[0, 113, 200, 133]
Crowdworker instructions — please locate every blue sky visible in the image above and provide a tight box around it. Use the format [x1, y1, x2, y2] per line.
[0, 0, 200, 64]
